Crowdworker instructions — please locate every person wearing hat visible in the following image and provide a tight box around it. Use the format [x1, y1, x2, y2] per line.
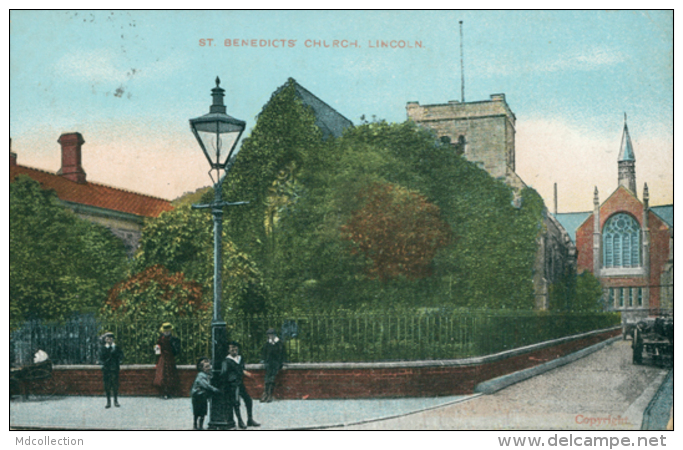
[153, 322, 181, 399]
[98, 332, 124, 408]
[260, 328, 285, 403]
[221, 341, 260, 429]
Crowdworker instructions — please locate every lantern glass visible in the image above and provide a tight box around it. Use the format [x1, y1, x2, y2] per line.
[191, 116, 245, 169]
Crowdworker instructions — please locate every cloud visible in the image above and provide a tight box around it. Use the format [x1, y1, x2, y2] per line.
[55, 50, 129, 83]
[55, 50, 185, 85]
[540, 46, 627, 73]
[474, 46, 627, 77]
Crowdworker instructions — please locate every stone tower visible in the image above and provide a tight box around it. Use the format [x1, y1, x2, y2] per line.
[406, 94, 525, 192]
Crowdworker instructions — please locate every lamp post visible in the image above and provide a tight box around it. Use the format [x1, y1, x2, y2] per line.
[190, 77, 247, 430]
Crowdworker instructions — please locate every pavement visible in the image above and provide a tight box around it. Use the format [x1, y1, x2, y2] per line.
[10, 340, 672, 431]
[342, 340, 672, 430]
[10, 393, 472, 430]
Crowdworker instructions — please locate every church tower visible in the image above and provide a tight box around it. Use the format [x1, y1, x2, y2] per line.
[618, 114, 637, 196]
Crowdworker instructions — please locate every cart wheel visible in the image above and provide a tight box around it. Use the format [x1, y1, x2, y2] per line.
[632, 329, 643, 365]
[26, 377, 66, 401]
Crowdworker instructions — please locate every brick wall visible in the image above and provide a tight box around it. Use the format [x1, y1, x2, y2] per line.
[575, 186, 671, 311]
[30, 329, 619, 400]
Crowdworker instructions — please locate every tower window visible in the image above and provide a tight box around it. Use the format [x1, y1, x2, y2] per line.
[603, 213, 641, 268]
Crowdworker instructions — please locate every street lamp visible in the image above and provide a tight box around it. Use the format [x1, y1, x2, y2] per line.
[191, 77, 247, 430]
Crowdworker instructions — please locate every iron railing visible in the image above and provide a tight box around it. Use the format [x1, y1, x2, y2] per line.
[10, 310, 620, 366]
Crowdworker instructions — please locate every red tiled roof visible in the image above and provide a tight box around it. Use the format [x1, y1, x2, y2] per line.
[10, 165, 173, 218]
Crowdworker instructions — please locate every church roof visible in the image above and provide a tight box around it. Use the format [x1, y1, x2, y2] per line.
[275, 79, 354, 139]
[553, 212, 591, 243]
[11, 164, 173, 219]
[618, 122, 635, 162]
[651, 205, 673, 227]
[554, 204, 673, 244]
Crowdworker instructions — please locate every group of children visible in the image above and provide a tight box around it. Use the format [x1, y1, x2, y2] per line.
[191, 341, 261, 430]
[98, 328, 285, 430]
[191, 329, 285, 431]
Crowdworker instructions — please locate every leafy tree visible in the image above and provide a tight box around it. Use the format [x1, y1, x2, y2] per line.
[133, 204, 270, 316]
[549, 270, 603, 312]
[10, 175, 129, 323]
[100, 264, 209, 364]
[341, 182, 452, 281]
[267, 120, 544, 311]
[102, 264, 207, 319]
[573, 271, 604, 312]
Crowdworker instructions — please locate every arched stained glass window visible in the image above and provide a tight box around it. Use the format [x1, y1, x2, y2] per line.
[603, 214, 641, 268]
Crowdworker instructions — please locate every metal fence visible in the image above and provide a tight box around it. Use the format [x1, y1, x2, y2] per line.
[229, 310, 621, 364]
[10, 310, 620, 366]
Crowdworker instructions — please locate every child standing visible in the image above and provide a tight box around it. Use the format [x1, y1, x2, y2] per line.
[191, 357, 220, 430]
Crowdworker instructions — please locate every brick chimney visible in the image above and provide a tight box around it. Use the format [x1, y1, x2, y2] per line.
[57, 132, 86, 183]
[10, 138, 17, 167]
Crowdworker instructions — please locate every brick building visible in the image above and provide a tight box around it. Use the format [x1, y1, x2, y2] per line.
[555, 119, 673, 320]
[407, 95, 576, 309]
[10, 133, 173, 255]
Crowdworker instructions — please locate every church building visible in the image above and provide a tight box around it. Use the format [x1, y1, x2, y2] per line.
[407, 95, 576, 309]
[555, 118, 673, 320]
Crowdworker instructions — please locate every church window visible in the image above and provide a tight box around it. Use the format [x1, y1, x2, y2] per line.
[628, 288, 633, 307]
[637, 288, 643, 307]
[618, 288, 624, 307]
[603, 214, 641, 268]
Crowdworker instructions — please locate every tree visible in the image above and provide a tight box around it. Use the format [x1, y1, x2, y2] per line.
[574, 271, 604, 312]
[100, 264, 209, 364]
[10, 175, 129, 323]
[102, 264, 207, 319]
[341, 182, 452, 281]
[549, 270, 603, 312]
[267, 120, 544, 311]
[133, 204, 270, 316]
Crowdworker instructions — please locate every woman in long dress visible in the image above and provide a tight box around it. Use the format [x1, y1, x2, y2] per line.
[153, 322, 181, 398]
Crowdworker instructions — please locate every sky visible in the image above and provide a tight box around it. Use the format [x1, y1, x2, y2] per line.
[9, 10, 673, 212]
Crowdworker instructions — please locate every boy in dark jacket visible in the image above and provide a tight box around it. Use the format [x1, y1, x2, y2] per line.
[98, 332, 124, 409]
[222, 342, 260, 429]
[260, 328, 285, 402]
[191, 357, 220, 430]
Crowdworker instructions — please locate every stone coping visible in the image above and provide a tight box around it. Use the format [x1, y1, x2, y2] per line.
[55, 326, 619, 371]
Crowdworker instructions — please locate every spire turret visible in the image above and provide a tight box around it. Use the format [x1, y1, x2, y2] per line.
[618, 113, 637, 196]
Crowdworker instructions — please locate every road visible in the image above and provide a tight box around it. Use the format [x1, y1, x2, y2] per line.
[339, 340, 670, 430]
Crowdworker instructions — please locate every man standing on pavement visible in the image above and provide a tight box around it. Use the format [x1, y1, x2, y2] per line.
[261, 328, 285, 403]
[222, 341, 261, 430]
[98, 332, 124, 409]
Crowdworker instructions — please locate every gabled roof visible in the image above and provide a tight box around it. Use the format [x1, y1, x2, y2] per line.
[651, 205, 673, 227]
[11, 165, 173, 218]
[287, 79, 354, 139]
[553, 212, 591, 243]
[555, 204, 673, 244]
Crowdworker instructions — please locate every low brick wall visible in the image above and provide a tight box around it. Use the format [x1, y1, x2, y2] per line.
[40, 327, 619, 400]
